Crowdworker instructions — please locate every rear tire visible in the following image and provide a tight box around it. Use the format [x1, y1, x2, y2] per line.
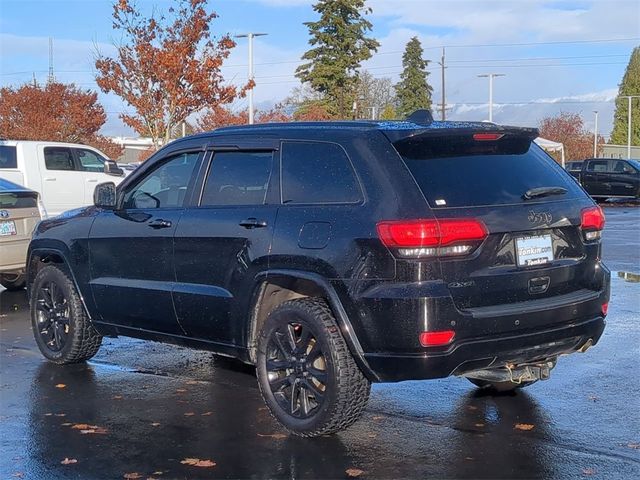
[468, 377, 537, 392]
[30, 265, 102, 364]
[1, 273, 26, 291]
[256, 297, 371, 437]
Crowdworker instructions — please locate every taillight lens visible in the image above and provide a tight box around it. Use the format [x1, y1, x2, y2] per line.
[601, 302, 609, 316]
[581, 206, 605, 241]
[377, 219, 487, 258]
[419, 330, 455, 347]
[473, 133, 505, 141]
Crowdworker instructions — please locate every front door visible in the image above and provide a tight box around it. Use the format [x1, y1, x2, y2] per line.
[39, 146, 85, 216]
[173, 149, 278, 346]
[89, 151, 201, 334]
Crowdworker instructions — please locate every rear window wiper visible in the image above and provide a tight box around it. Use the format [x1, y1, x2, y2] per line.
[522, 186, 568, 200]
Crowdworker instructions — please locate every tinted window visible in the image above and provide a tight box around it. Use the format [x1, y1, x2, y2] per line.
[44, 147, 76, 171]
[76, 148, 105, 172]
[0, 146, 17, 168]
[201, 151, 272, 206]
[612, 160, 636, 174]
[123, 152, 199, 209]
[397, 137, 583, 208]
[281, 141, 361, 204]
[0, 192, 38, 209]
[587, 160, 609, 172]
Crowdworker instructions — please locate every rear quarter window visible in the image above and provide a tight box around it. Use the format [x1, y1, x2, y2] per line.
[396, 136, 584, 208]
[281, 141, 362, 204]
[0, 146, 17, 169]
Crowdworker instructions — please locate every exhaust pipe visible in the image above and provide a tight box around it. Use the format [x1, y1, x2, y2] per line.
[578, 338, 593, 353]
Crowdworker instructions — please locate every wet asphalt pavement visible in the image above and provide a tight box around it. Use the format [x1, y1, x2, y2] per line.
[1, 207, 639, 480]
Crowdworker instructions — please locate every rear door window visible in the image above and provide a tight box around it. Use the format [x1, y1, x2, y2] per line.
[395, 136, 583, 208]
[44, 147, 76, 171]
[200, 151, 273, 206]
[281, 141, 362, 204]
[0, 146, 17, 169]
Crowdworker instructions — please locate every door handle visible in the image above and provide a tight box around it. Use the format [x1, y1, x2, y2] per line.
[44, 177, 56, 181]
[239, 218, 267, 229]
[86, 179, 98, 183]
[148, 219, 172, 229]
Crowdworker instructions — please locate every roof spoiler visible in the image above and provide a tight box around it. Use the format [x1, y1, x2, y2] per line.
[405, 109, 434, 125]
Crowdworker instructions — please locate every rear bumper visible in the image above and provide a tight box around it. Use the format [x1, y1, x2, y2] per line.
[0, 239, 29, 273]
[364, 316, 605, 382]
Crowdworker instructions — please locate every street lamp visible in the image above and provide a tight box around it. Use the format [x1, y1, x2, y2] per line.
[235, 32, 268, 125]
[593, 111, 599, 157]
[477, 73, 505, 123]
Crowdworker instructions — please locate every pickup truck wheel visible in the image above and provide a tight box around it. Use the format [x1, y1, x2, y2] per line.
[256, 297, 371, 437]
[468, 378, 537, 392]
[0, 273, 26, 291]
[30, 265, 102, 364]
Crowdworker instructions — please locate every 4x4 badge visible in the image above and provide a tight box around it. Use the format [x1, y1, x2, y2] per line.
[528, 210, 552, 224]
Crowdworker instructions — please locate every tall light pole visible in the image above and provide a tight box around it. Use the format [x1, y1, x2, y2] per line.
[235, 32, 268, 125]
[620, 95, 640, 159]
[593, 111, 599, 157]
[477, 73, 505, 123]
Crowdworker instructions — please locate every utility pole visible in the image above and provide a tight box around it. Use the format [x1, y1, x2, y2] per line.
[593, 111, 599, 157]
[620, 95, 640, 159]
[437, 47, 446, 121]
[477, 73, 505, 123]
[235, 32, 268, 125]
[47, 37, 55, 84]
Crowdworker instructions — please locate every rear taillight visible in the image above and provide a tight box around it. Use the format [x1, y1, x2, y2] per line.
[473, 133, 505, 141]
[601, 302, 609, 316]
[581, 206, 605, 241]
[419, 330, 455, 347]
[376, 219, 488, 258]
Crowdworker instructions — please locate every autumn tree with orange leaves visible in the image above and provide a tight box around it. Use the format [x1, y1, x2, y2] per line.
[197, 105, 291, 131]
[539, 112, 603, 162]
[0, 81, 123, 159]
[95, 0, 246, 149]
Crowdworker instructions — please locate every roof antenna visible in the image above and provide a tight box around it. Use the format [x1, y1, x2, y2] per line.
[406, 109, 434, 125]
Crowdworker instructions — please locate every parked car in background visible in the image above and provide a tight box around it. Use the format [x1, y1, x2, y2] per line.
[0, 178, 45, 290]
[565, 161, 583, 179]
[0, 140, 125, 217]
[27, 115, 609, 437]
[576, 158, 640, 199]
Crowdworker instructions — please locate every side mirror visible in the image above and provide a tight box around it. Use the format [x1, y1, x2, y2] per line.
[94, 182, 117, 209]
[104, 160, 124, 177]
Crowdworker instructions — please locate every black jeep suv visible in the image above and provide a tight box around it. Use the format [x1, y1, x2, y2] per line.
[27, 114, 610, 437]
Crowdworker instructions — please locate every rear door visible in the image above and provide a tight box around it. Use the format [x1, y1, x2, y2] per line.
[394, 133, 595, 315]
[581, 160, 609, 196]
[173, 147, 278, 346]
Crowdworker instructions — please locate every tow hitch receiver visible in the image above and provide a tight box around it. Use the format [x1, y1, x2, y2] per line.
[464, 361, 555, 384]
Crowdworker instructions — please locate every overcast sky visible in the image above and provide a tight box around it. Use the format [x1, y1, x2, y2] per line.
[1, 0, 638, 138]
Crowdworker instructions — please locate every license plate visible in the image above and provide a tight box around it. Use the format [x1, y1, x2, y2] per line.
[516, 234, 553, 267]
[0, 220, 17, 236]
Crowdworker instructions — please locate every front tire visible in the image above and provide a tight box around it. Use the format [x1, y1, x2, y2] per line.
[256, 298, 371, 437]
[1, 273, 26, 291]
[30, 265, 102, 364]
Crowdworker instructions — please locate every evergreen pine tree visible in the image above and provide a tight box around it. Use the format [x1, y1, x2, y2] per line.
[610, 47, 640, 146]
[395, 37, 433, 118]
[295, 0, 379, 118]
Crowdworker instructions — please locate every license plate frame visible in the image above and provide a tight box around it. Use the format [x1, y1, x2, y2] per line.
[515, 234, 554, 267]
[0, 220, 17, 236]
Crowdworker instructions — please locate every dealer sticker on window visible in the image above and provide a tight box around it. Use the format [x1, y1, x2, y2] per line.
[516, 234, 554, 267]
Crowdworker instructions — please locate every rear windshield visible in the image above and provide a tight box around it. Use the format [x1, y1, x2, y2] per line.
[395, 136, 583, 208]
[0, 145, 17, 169]
[0, 192, 38, 209]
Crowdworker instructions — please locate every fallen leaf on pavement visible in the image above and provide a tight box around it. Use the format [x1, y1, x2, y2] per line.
[113, 395, 123, 400]
[346, 468, 364, 477]
[467, 405, 478, 411]
[627, 443, 640, 449]
[55, 384, 66, 389]
[70, 423, 108, 434]
[152, 472, 164, 475]
[12, 472, 24, 478]
[201, 411, 213, 416]
[60, 458, 77, 465]
[180, 458, 216, 467]
[257, 433, 287, 439]
[71, 424, 93, 430]
[474, 423, 484, 428]
[44, 413, 53, 416]
[582, 468, 596, 476]
[588, 395, 599, 402]
[372, 416, 383, 421]
[55, 413, 66, 417]
[183, 412, 195, 416]
[185, 380, 201, 385]
[123, 473, 143, 479]
[175, 389, 187, 393]
[61, 422, 72, 426]
[151, 422, 161, 427]
[515, 423, 535, 431]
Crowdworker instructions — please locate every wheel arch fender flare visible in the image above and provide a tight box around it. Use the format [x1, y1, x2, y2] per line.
[250, 269, 380, 382]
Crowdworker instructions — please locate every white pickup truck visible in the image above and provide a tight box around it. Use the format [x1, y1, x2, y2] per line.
[0, 140, 125, 217]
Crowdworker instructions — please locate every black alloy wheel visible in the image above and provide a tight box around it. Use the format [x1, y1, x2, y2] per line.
[35, 280, 70, 352]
